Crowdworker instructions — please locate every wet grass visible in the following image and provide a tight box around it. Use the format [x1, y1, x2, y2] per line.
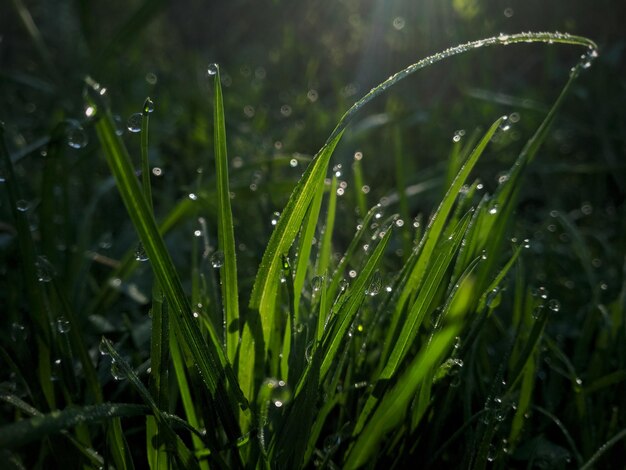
[1, 8, 626, 469]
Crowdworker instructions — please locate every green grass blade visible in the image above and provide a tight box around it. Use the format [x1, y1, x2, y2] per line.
[0, 125, 56, 409]
[317, 176, 338, 277]
[327, 204, 380, 302]
[319, 227, 393, 380]
[293, 180, 325, 322]
[354, 211, 473, 436]
[85, 80, 245, 440]
[107, 418, 135, 470]
[101, 338, 201, 470]
[390, 117, 503, 336]
[249, 130, 343, 345]
[0, 402, 149, 448]
[346, 280, 470, 470]
[211, 66, 240, 363]
[352, 153, 367, 218]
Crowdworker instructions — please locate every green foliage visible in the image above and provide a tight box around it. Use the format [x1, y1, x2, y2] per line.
[2, 3, 625, 468]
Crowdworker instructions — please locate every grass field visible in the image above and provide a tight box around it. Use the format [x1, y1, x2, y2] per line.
[1, 1, 625, 468]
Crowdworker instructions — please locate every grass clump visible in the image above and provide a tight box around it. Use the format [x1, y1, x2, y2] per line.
[3, 20, 624, 470]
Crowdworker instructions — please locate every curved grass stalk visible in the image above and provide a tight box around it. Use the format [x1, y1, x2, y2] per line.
[249, 31, 597, 359]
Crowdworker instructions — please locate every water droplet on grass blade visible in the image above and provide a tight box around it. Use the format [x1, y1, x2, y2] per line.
[11, 322, 27, 342]
[271, 211, 281, 226]
[143, 97, 155, 114]
[207, 63, 219, 76]
[56, 316, 71, 333]
[548, 299, 561, 312]
[16, 199, 30, 212]
[113, 114, 124, 135]
[263, 378, 292, 408]
[35, 255, 55, 282]
[110, 361, 126, 381]
[365, 271, 382, 296]
[311, 276, 323, 292]
[84, 105, 97, 118]
[135, 243, 149, 261]
[127, 113, 142, 133]
[499, 115, 511, 131]
[98, 339, 110, 356]
[66, 125, 88, 149]
[211, 251, 224, 268]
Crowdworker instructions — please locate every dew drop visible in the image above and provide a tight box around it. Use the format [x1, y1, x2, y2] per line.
[66, 125, 88, 149]
[143, 97, 155, 114]
[392, 16, 405, 30]
[11, 322, 27, 342]
[263, 378, 292, 408]
[56, 316, 71, 334]
[207, 63, 219, 76]
[99, 339, 110, 356]
[188, 193, 198, 201]
[452, 129, 465, 143]
[271, 211, 281, 226]
[110, 361, 126, 381]
[348, 270, 357, 279]
[499, 115, 511, 131]
[332, 164, 342, 178]
[113, 115, 124, 135]
[35, 255, 55, 282]
[135, 243, 149, 262]
[211, 250, 225, 268]
[289, 158, 298, 168]
[84, 105, 97, 118]
[548, 299, 561, 312]
[311, 276, 323, 292]
[365, 271, 382, 297]
[16, 199, 30, 212]
[354, 151, 363, 161]
[127, 113, 142, 133]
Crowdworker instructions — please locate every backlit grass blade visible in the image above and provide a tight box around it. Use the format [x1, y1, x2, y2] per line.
[210, 66, 240, 363]
[85, 80, 245, 440]
[327, 204, 380, 302]
[319, 227, 393, 380]
[249, 31, 596, 358]
[390, 117, 503, 336]
[317, 176, 338, 276]
[345, 273, 471, 469]
[354, 210, 473, 435]
[249, 131, 344, 346]
[293, 180, 325, 322]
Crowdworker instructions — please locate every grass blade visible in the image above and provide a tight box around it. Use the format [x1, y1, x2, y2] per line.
[210, 66, 240, 363]
[85, 80, 245, 441]
[0, 402, 149, 448]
